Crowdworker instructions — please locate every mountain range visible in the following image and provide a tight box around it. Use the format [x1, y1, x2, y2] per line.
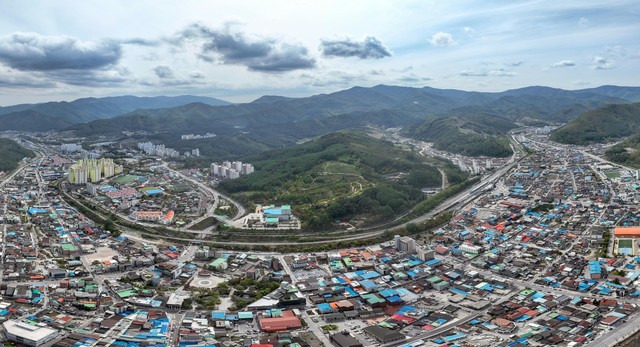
[2, 84, 640, 160]
[64, 85, 640, 152]
[0, 95, 230, 131]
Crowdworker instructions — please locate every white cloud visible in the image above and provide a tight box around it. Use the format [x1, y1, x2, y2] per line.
[459, 68, 515, 77]
[551, 60, 575, 68]
[430, 32, 457, 47]
[592, 56, 615, 70]
[463, 27, 475, 34]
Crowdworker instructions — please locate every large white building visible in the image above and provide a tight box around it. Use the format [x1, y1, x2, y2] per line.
[394, 235, 416, 254]
[137, 142, 180, 158]
[3, 320, 59, 346]
[211, 161, 254, 180]
[60, 143, 82, 153]
[67, 158, 122, 184]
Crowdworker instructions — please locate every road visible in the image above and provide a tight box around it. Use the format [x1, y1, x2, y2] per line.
[163, 162, 247, 223]
[384, 313, 480, 347]
[277, 255, 332, 347]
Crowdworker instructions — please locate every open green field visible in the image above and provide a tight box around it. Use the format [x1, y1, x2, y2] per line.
[619, 239, 633, 249]
[604, 170, 620, 179]
[110, 175, 144, 184]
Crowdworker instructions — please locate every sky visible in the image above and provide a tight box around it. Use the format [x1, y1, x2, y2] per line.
[0, 0, 638, 105]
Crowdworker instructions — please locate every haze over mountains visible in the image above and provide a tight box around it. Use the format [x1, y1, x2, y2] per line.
[0, 95, 230, 131]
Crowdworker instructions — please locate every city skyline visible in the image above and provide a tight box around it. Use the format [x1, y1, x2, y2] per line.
[0, 0, 638, 105]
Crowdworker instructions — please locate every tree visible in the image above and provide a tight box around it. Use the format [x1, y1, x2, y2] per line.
[182, 298, 193, 309]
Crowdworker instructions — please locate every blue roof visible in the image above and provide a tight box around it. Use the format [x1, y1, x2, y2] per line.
[425, 259, 441, 266]
[387, 296, 403, 303]
[589, 260, 601, 274]
[359, 271, 380, 279]
[318, 303, 333, 313]
[450, 288, 469, 296]
[345, 286, 359, 297]
[379, 289, 399, 297]
[145, 189, 163, 195]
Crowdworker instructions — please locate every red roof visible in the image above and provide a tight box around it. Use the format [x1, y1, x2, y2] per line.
[615, 227, 640, 237]
[258, 311, 301, 333]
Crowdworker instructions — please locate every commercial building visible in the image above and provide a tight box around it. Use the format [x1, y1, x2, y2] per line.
[258, 310, 301, 333]
[330, 331, 364, 347]
[417, 247, 435, 261]
[394, 235, 416, 254]
[3, 320, 59, 346]
[614, 227, 640, 238]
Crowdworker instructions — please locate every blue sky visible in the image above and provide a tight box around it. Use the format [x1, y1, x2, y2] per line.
[0, 0, 638, 104]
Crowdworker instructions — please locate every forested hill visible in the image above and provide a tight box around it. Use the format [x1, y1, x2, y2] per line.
[550, 103, 640, 144]
[0, 138, 34, 172]
[403, 114, 516, 157]
[606, 134, 640, 168]
[218, 131, 467, 230]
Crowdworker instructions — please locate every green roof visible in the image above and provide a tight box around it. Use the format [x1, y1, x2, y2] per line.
[265, 217, 279, 223]
[61, 243, 76, 251]
[117, 289, 138, 298]
[361, 293, 385, 304]
[210, 258, 227, 266]
[238, 312, 253, 319]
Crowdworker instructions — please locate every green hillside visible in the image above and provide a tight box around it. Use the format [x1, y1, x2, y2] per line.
[404, 115, 515, 157]
[550, 103, 640, 144]
[219, 131, 466, 230]
[606, 134, 640, 168]
[0, 138, 34, 172]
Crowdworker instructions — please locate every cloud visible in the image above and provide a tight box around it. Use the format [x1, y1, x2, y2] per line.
[190, 71, 205, 79]
[0, 32, 121, 71]
[551, 60, 575, 68]
[459, 70, 487, 77]
[176, 23, 315, 72]
[592, 56, 615, 70]
[506, 61, 523, 67]
[153, 65, 174, 79]
[121, 38, 160, 46]
[578, 17, 590, 27]
[397, 73, 432, 83]
[0, 74, 56, 88]
[320, 36, 391, 59]
[430, 32, 457, 47]
[41, 68, 130, 87]
[463, 27, 475, 34]
[488, 69, 516, 76]
[459, 68, 515, 77]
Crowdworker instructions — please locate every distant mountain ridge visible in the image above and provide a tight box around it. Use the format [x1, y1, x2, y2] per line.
[69, 85, 639, 137]
[0, 95, 230, 131]
[58, 84, 639, 159]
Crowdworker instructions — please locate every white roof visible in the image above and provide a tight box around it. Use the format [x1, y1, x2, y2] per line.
[3, 320, 58, 342]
